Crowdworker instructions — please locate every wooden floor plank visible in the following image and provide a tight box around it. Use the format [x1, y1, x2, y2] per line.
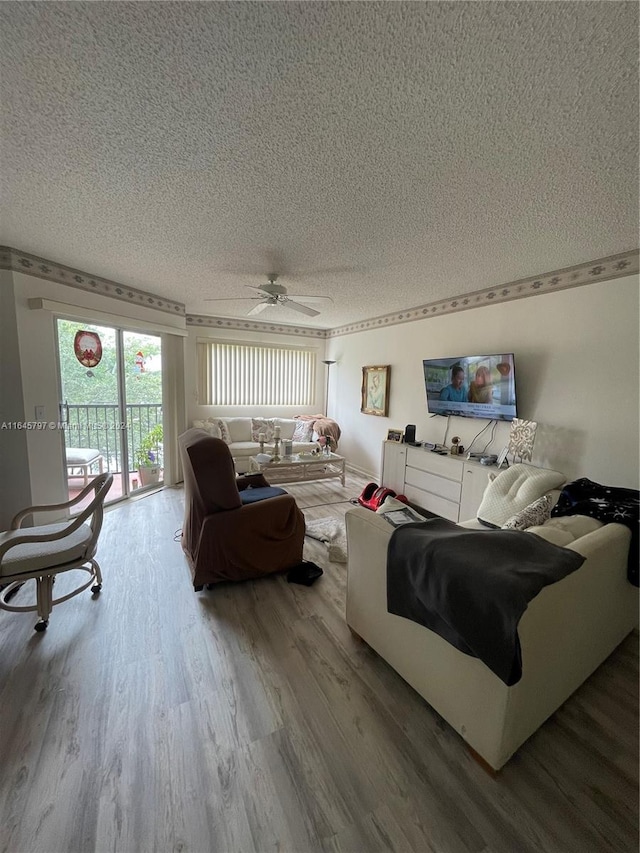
[0, 472, 637, 853]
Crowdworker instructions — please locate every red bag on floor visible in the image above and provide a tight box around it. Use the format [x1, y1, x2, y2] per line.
[357, 482, 398, 511]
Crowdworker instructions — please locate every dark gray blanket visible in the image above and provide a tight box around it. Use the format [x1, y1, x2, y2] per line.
[387, 519, 585, 685]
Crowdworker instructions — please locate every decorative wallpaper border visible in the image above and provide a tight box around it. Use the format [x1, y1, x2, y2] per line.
[2, 245, 636, 336]
[0, 246, 185, 317]
[327, 249, 639, 338]
[186, 314, 328, 338]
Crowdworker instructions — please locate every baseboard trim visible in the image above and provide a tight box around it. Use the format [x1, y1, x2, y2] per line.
[345, 462, 376, 480]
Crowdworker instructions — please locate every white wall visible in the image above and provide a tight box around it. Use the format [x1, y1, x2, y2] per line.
[0, 271, 32, 526]
[185, 326, 327, 423]
[325, 275, 639, 488]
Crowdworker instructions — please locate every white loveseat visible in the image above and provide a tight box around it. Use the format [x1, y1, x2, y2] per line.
[192, 417, 319, 473]
[345, 487, 638, 770]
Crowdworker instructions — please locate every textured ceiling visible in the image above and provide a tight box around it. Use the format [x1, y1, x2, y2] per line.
[1, 2, 638, 329]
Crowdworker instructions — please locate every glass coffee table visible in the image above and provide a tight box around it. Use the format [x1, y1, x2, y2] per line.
[249, 452, 346, 486]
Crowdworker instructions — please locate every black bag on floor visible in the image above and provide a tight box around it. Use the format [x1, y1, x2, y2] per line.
[286, 561, 324, 586]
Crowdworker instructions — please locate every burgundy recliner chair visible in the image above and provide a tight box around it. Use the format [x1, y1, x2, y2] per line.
[178, 428, 305, 589]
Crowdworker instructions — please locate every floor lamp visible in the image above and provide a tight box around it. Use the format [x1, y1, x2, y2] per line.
[322, 360, 336, 416]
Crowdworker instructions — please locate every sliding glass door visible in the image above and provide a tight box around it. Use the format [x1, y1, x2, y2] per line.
[56, 319, 163, 507]
[123, 331, 163, 490]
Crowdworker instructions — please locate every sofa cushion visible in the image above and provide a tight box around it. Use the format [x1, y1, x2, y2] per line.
[0, 522, 93, 575]
[526, 516, 603, 546]
[477, 464, 565, 528]
[240, 486, 288, 504]
[228, 441, 262, 459]
[273, 418, 297, 440]
[527, 526, 575, 547]
[220, 417, 250, 442]
[251, 418, 276, 442]
[535, 515, 603, 538]
[502, 495, 552, 531]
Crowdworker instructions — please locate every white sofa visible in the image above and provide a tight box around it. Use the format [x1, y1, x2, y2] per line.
[192, 417, 319, 473]
[345, 506, 638, 770]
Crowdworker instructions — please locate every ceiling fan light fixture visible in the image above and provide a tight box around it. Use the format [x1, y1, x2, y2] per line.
[205, 273, 328, 318]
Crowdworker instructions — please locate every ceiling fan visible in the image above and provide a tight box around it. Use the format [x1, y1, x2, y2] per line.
[204, 275, 333, 317]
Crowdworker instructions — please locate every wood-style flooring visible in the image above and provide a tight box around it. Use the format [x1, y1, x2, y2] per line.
[0, 472, 638, 853]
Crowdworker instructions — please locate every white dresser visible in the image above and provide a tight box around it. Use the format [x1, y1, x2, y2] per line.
[381, 441, 492, 522]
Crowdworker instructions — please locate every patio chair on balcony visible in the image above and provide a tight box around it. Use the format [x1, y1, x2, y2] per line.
[66, 446, 104, 486]
[0, 472, 113, 631]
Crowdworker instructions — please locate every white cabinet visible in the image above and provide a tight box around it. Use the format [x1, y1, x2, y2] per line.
[459, 463, 493, 521]
[382, 442, 490, 522]
[405, 447, 463, 521]
[381, 441, 407, 494]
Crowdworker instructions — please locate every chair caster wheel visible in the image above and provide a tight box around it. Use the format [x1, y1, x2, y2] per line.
[91, 583, 102, 594]
[34, 620, 48, 632]
[194, 585, 204, 592]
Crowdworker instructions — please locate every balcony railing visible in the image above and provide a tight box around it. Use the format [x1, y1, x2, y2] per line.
[65, 403, 163, 473]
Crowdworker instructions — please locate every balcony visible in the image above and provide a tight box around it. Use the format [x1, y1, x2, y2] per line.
[65, 403, 163, 504]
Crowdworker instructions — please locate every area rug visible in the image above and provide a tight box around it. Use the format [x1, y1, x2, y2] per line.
[304, 517, 348, 563]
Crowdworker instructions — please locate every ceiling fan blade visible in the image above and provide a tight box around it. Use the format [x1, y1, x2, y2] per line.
[286, 294, 334, 303]
[285, 300, 320, 317]
[247, 301, 270, 316]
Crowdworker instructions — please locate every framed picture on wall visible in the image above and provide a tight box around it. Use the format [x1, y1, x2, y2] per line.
[361, 365, 390, 416]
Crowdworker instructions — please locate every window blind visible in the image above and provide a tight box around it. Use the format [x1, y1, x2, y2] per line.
[197, 341, 316, 407]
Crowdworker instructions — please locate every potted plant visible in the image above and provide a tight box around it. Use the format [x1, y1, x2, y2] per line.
[136, 423, 163, 486]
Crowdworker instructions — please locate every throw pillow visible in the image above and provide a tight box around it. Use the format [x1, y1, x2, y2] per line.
[502, 494, 553, 531]
[292, 420, 314, 442]
[212, 418, 232, 444]
[193, 419, 222, 439]
[476, 464, 565, 528]
[251, 418, 275, 443]
[204, 418, 222, 439]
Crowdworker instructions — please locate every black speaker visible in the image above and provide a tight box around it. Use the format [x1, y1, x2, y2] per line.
[403, 424, 416, 444]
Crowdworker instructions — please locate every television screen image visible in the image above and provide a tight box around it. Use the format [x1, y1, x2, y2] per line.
[423, 353, 518, 421]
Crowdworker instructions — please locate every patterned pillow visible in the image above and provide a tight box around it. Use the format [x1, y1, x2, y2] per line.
[502, 494, 553, 531]
[212, 418, 232, 444]
[251, 418, 275, 443]
[193, 419, 222, 439]
[292, 420, 314, 442]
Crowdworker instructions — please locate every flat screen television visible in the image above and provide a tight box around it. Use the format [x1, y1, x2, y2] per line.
[423, 353, 517, 421]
